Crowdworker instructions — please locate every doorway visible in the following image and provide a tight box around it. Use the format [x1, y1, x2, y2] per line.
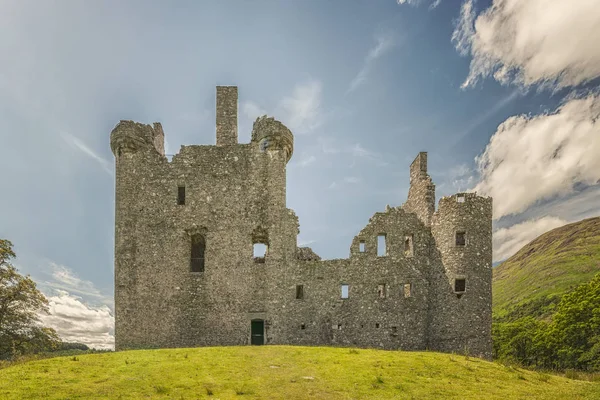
[251, 319, 264, 345]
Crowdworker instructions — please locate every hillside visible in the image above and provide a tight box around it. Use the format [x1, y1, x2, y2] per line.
[0, 346, 598, 399]
[493, 217, 600, 318]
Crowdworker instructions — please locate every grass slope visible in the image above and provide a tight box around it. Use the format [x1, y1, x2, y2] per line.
[493, 217, 600, 317]
[1, 346, 598, 399]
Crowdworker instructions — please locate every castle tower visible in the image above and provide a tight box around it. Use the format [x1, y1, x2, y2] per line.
[402, 152, 435, 226]
[430, 192, 493, 358]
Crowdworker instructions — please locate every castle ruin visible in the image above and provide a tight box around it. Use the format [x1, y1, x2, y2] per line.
[110, 86, 493, 358]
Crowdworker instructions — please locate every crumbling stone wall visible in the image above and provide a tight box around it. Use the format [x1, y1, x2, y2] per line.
[111, 86, 492, 358]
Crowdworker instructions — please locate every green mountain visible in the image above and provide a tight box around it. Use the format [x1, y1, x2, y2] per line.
[1, 346, 598, 399]
[493, 216, 600, 319]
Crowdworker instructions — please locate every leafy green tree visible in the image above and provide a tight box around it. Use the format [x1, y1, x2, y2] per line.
[0, 239, 60, 359]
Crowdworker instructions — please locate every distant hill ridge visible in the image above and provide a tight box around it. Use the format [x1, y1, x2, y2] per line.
[493, 216, 600, 318]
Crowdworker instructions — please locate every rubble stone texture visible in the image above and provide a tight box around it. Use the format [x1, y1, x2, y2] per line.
[110, 86, 493, 358]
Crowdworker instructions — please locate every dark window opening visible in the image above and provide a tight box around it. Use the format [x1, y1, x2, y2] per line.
[190, 234, 205, 272]
[454, 278, 466, 293]
[296, 285, 304, 300]
[375, 323, 380, 328]
[391, 326, 398, 334]
[337, 324, 342, 330]
[377, 234, 387, 256]
[301, 323, 306, 330]
[404, 235, 414, 257]
[377, 284, 386, 298]
[177, 186, 186, 205]
[456, 231, 466, 246]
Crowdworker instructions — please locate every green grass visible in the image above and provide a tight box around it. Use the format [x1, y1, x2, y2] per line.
[1, 346, 598, 399]
[493, 217, 600, 318]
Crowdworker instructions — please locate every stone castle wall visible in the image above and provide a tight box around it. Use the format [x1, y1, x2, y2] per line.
[111, 86, 493, 359]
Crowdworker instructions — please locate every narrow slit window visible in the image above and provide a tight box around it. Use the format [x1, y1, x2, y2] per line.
[404, 283, 412, 298]
[296, 284, 304, 300]
[456, 231, 466, 246]
[377, 234, 387, 257]
[301, 323, 306, 330]
[337, 324, 342, 330]
[359, 241, 366, 253]
[190, 234, 205, 272]
[341, 284, 349, 299]
[377, 284, 386, 298]
[253, 243, 267, 263]
[375, 323, 380, 329]
[404, 235, 414, 257]
[454, 278, 466, 293]
[177, 186, 186, 205]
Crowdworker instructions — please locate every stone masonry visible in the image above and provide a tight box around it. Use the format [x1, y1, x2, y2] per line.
[110, 86, 493, 358]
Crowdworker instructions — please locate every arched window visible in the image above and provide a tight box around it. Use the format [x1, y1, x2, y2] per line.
[190, 234, 205, 272]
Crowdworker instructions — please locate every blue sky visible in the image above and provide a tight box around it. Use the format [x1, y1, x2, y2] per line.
[1, 0, 599, 348]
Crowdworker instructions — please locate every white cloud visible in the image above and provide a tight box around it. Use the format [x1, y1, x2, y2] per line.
[348, 34, 395, 93]
[278, 80, 323, 134]
[493, 216, 567, 262]
[40, 290, 114, 350]
[453, 0, 600, 89]
[60, 132, 113, 175]
[473, 94, 600, 219]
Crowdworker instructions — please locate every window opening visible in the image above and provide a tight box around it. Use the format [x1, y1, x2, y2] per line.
[177, 186, 186, 205]
[359, 241, 366, 253]
[296, 285, 304, 300]
[404, 235, 414, 257]
[454, 278, 466, 293]
[375, 323, 380, 328]
[341, 284, 349, 299]
[456, 231, 466, 246]
[404, 283, 412, 298]
[337, 324, 342, 330]
[377, 284, 386, 298]
[377, 234, 387, 257]
[253, 243, 267, 263]
[301, 323, 306, 330]
[190, 234, 205, 272]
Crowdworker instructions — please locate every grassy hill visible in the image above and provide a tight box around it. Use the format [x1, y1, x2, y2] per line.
[493, 217, 600, 318]
[0, 346, 598, 399]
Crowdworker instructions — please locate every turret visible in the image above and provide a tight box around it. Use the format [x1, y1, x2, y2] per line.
[251, 116, 294, 163]
[402, 152, 435, 226]
[110, 120, 165, 157]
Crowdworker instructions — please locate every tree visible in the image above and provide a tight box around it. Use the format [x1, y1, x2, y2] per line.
[0, 239, 60, 359]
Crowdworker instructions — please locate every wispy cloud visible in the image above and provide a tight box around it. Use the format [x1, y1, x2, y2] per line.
[60, 132, 113, 175]
[278, 80, 323, 134]
[298, 155, 316, 167]
[450, 89, 522, 148]
[347, 34, 396, 93]
[329, 176, 362, 189]
[242, 101, 267, 121]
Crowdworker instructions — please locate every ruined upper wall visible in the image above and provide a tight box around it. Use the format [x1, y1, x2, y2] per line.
[110, 121, 165, 157]
[402, 152, 435, 226]
[216, 86, 238, 146]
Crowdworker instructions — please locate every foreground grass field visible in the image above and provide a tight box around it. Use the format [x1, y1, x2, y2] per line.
[1, 346, 598, 399]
